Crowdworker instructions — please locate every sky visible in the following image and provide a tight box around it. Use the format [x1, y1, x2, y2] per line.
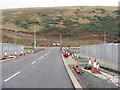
[0, 0, 119, 9]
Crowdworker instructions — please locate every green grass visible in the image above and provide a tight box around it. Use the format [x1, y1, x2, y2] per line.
[2, 6, 119, 43]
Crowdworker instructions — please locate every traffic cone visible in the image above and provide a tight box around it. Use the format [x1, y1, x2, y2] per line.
[68, 52, 71, 57]
[14, 50, 17, 57]
[32, 50, 34, 53]
[71, 54, 74, 58]
[28, 50, 30, 54]
[84, 57, 92, 70]
[72, 53, 76, 59]
[3, 50, 7, 59]
[24, 51, 26, 55]
[76, 54, 79, 58]
[92, 59, 97, 72]
[97, 62, 100, 71]
[20, 50, 23, 56]
[88, 58, 92, 66]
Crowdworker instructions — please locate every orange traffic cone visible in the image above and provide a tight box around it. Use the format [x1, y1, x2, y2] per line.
[24, 51, 26, 55]
[68, 52, 71, 57]
[71, 54, 74, 58]
[88, 58, 92, 66]
[97, 62, 100, 71]
[14, 50, 17, 57]
[32, 50, 34, 53]
[76, 54, 79, 58]
[3, 50, 7, 59]
[28, 50, 30, 54]
[92, 59, 97, 72]
[20, 50, 23, 56]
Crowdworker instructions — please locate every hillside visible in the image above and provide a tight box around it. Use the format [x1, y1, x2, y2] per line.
[1, 6, 119, 46]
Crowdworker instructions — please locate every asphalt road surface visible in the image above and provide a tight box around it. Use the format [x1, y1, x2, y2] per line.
[2, 47, 73, 88]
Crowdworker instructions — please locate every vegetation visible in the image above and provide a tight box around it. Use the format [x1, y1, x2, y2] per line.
[1, 6, 119, 46]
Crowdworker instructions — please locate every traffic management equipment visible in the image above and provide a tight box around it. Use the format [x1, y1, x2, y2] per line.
[88, 58, 92, 66]
[68, 52, 71, 57]
[64, 52, 69, 58]
[28, 50, 30, 54]
[20, 50, 23, 56]
[72, 53, 78, 59]
[96, 62, 100, 72]
[84, 57, 92, 70]
[14, 50, 17, 57]
[32, 50, 34, 53]
[76, 54, 79, 58]
[92, 59, 97, 72]
[71, 54, 74, 58]
[24, 51, 26, 55]
[73, 65, 80, 74]
[3, 50, 7, 59]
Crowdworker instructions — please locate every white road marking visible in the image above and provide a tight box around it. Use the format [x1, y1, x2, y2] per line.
[4, 71, 21, 82]
[39, 56, 44, 59]
[45, 54, 47, 56]
[38, 51, 51, 59]
[32, 61, 36, 64]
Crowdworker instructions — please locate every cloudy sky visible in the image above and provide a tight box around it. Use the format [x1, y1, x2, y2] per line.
[0, 0, 119, 9]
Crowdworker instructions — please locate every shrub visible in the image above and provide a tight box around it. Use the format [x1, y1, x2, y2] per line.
[15, 20, 21, 25]
[42, 14, 48, 16]
[20, 24, 28, 29]
[63, 20, 79, 26]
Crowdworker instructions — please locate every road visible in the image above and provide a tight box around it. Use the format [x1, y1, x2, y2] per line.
[2, 47, 73, 88]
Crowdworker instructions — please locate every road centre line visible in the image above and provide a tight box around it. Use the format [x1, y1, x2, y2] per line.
[4, 50, 52, 82]
[32, 61, 36, 64]
[38, 51, 51, 59]
[4, 50, 51, 82]
[38, 56, 44, 59]
[4, 71, 21, 82]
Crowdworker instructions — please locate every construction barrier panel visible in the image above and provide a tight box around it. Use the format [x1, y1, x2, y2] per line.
[1, 43, 24, 59]
[79, 43, 119, 63]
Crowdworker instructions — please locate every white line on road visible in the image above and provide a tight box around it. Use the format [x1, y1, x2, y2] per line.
[38, 51, 50, 59]
[32, 61, 36, 64]
[4, 71, 21, 82]
[45, 54, 47, 56]
[39, 56, 44, 59]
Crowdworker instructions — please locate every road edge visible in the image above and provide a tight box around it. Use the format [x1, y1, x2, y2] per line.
[61, 54, 82, 89]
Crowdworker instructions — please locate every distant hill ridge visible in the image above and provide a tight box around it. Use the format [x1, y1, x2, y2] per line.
[1, 6, 119, 44]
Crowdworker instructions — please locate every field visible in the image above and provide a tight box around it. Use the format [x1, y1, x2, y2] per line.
[1, 6, 119, 46]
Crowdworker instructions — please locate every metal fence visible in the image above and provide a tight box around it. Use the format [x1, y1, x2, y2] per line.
[0, 43, 24, 59]
[79, 43, 120, 63]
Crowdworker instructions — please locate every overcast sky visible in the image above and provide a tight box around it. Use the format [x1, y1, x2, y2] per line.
[0, 0, 119, 9]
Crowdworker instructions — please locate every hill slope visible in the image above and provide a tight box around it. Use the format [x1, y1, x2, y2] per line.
[1, 6, 119, 46]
